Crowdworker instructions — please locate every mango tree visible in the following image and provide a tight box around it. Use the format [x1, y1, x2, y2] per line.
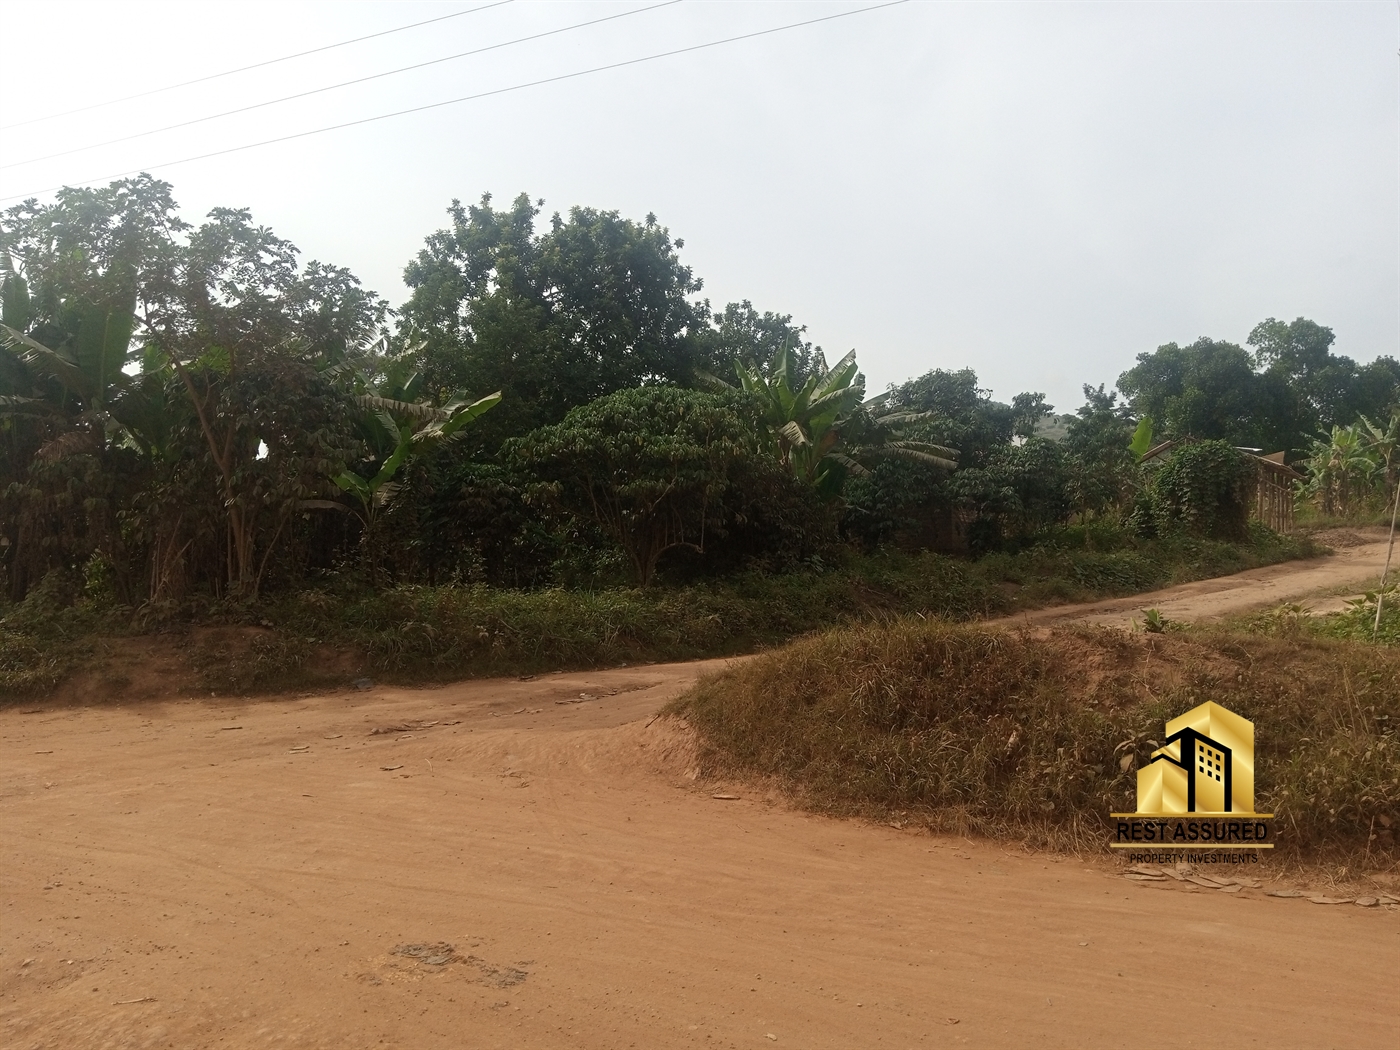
[508, 386, 751, 586]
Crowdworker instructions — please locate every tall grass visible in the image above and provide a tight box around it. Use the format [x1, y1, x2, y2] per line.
[671, 620, 1400, 861]
[261, 552, 1000, 678]
[0, 527, 1318, 698]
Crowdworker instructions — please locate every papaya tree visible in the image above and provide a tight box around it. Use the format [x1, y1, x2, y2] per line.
[0, 177, 184, 599]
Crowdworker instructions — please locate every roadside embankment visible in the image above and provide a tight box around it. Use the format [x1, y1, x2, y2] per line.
[670, 618, 1400, 863]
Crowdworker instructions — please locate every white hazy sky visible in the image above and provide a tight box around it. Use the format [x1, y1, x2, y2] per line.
[1, 0, 1395, 412]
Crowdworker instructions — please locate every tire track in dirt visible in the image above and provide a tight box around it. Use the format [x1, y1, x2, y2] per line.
[2, 549, 1397, 1048]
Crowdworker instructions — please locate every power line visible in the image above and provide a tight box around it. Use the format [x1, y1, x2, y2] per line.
[0, 2, 909, 205]
[0, 2, 513, 132]
[3, 1, 681, 171]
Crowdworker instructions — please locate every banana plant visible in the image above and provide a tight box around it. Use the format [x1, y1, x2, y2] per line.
[308, 365, 500, 581]
[1, 252, 172, 450]
[1359, 410, 1400, 508]
[332, 391, 501, 517]
[1, 256, 135, 406]
[1, 322, 178, 459]
[1299, 424, 1381, 518]
[734, 341, 956, 499]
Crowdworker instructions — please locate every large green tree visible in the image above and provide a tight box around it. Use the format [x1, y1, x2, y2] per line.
[841, 368, 1051, 547]
[1119, 320, 1400, 457]
[885, 369, 1016, 468]
[0, 176, 185, 599]
[702, 300, 820, 386]
[507, 387, 753, 586]
[1061, 384, 1140, 519]
[2, 177, 389, 602]
[1116, 337, 1289, 451]
[140, 207, 387, 598]
[398, 193, 716, 450]
[947, 437, 1072, 553]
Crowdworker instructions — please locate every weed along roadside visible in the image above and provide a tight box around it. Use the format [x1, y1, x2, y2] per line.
[1, 525, 1320, 702]
[669, 618, 1400, 868]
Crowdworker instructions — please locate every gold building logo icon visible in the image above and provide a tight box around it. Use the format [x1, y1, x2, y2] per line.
[1137, 700, 1252, 815]
[1112, 701, 1273, 849]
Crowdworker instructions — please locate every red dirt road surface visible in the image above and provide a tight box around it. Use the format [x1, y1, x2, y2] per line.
[1001, 527, 1398, 628]
[4, 548, 1398, 1048]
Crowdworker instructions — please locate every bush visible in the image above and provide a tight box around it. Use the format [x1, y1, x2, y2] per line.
[1148, 440, 1253, 540]
[508, 387, 756, 586]
[383, 457, 561, 588]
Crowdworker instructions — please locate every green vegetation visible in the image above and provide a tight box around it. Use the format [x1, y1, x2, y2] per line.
[0, 174, 1387, 704]
[1117, 318, 1400, 459]
[1243, 589, 1400, 648]
[670, 619, 1400, 861]
[1297, 414, 1400, 520]
[507, 387, 753, 586]
[1141, 439, 1255, 540]
[727, 341, 956, 500]
[0, 525, 1314, 698]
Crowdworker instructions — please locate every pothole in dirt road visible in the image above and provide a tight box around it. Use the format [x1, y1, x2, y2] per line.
[394, 942, 457, 966]
[385, 943, 531, 987]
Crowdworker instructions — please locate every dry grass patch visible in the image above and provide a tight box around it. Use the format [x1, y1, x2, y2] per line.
[670, 620, 1400, 864]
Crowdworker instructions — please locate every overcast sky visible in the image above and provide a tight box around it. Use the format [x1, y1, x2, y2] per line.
[1, 1, 1394, 412]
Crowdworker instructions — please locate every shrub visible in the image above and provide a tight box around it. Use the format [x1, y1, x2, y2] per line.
[1149, 440, 1253, 539]
[508, 387, 756, 586]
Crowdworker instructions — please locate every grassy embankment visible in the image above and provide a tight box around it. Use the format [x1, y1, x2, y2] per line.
[669, 617, 1400, 864]
[1, 525, 1313, 699]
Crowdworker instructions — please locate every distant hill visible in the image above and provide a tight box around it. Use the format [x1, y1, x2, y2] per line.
[1033, 413, 1073, 442]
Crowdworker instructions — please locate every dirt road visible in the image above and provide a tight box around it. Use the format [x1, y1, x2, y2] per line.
[1002, 527, 1397, 628]
[3, 543, 1397, 1049]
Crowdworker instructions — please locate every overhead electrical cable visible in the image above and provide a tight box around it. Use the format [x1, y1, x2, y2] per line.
[0, 1, 909, 204]
[0, 1, 513, 132]
[2, 0, 681, 171]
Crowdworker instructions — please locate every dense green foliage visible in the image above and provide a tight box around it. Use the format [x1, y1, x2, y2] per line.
[396, 193, 719, 451]
[730, 342, 956, 502]
[1143, 440, 1253, 540]
[1118, 319, 1400, 458]
[1296, 413, 1400, 519]
[0, 173, 1391, 689]
[508, 387, 754, 586]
